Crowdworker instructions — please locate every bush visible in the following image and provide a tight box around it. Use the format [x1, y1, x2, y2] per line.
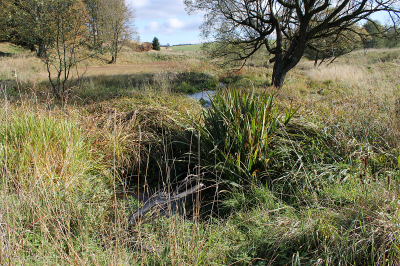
[136, 42, 153, 52]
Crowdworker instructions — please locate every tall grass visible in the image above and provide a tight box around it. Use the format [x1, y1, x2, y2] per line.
[0, 108, 97, 190]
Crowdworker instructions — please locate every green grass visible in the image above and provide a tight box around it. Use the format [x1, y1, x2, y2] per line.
[170, 44, 203, 52]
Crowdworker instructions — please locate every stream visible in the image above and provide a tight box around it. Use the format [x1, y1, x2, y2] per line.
[187, 90, 216, 108]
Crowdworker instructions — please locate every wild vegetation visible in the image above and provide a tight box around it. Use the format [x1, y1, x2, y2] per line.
[1, 42, 400, 265]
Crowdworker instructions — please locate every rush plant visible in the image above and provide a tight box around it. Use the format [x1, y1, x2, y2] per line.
[192, 87, 297, 186]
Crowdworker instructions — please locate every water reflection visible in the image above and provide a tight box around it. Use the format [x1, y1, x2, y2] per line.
[187, 90, 216, 108]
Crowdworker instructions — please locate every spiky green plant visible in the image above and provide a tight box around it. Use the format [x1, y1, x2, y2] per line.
[192, 87, 297, 186]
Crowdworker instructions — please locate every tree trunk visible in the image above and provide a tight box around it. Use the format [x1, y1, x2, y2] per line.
[109, 55, 116, 64]
[271, 43, 305, 88]
[314, 51, 319, 67]
[271, 57, 288, 88]
[37, 39, 45, 58]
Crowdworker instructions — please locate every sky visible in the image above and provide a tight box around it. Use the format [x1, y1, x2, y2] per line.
[128, 0, 205, 46]
[128, 0, 392, 46]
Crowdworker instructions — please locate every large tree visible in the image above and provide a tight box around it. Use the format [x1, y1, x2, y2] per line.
[185, 0, 400, 87]
[363, 20, 385, 48]
[305, 24, 367, 66]
[0, 0, 12, 42]
[1, 0, 48, 55]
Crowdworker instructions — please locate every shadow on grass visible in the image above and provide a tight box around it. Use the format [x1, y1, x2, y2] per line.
[72, 71, 219, 104]
[0, 71, 220, 104]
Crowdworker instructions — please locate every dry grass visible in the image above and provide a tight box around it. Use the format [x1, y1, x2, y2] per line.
[0, 55, 47, 83]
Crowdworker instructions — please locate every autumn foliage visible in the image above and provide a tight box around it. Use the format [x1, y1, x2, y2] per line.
[136, 42, 153, 52]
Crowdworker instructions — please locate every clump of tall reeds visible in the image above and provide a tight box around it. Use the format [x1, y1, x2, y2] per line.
[190, 86, 297, 187]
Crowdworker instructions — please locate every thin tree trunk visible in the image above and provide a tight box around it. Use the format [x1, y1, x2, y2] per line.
[109, 55, 116, 64]
[37, 39, 45, 58]
[314, 51, 319, 67]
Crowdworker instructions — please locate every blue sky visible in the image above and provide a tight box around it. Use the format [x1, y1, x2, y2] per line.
[128, 0, 205, 45]
[128, 0, 392, 46]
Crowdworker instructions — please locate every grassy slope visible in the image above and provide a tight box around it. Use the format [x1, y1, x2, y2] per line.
[1, 48, 400, 264]
[0, 42, 29, 54]
[170, 44, 203, 52]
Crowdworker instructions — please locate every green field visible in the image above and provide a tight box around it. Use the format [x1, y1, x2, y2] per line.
[170, 43, 203, 52]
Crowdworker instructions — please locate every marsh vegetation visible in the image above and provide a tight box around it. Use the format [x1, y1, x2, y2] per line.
[1, 43, 400, 265]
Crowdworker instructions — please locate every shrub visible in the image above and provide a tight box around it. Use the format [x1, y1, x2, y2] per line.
[136, 42, 153, 52]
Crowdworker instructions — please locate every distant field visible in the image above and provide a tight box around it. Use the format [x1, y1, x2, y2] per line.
[170, 44, 203, 52]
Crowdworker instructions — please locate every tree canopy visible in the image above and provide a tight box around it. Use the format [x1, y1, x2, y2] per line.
[185, 0, 400, 87]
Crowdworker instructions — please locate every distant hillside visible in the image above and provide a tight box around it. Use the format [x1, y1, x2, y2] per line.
[170, 44, 203, 52]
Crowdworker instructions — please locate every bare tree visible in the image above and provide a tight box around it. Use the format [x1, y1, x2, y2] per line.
[185, 0, 400, 87]
[41, 0, 90, 100]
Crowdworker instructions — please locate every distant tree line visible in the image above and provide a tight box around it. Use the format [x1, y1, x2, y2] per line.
[363, 20, 400, 49]
[304, 20, 400, 65]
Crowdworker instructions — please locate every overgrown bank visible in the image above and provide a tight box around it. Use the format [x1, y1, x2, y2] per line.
[1, 47, 400, 265]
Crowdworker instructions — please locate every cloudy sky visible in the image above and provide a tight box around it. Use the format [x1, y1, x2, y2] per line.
[128, 0, 205, 45]
[127, 0, 390, 46]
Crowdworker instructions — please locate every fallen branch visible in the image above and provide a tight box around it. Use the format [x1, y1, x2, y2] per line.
[128, 183, 205, 225]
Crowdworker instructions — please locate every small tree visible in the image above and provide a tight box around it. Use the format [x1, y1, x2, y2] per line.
[41, 0, 90, 100]
[152, 37, 160, 51]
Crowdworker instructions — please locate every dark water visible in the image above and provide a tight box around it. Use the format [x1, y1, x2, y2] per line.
[187, 90, 216, 108]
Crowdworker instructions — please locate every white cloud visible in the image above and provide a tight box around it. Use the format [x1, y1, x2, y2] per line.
[128, 0, 206, 44]
[145, 21, 161, 32]
[129, 0, 188, 19]
[144, 17, 202, 34]
[164, 18, 185, 29]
